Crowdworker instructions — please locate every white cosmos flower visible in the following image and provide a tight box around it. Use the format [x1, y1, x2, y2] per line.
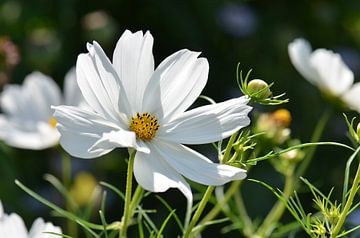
[0, 201, 62, 238]
[52, 30, 252, 202]
[0, 68, 85, 150]
[288, 38, 360, 113]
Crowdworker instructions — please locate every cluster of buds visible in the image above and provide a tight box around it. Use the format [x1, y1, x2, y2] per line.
[254, 109, 292, 145]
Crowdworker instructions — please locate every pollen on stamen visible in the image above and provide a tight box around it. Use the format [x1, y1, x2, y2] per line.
[48, 117, 57, 128]
[129, 112, 160, 140]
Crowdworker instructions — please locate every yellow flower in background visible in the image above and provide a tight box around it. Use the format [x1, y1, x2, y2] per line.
[254, 109, 292, 144]
[70, 172, 99, 206]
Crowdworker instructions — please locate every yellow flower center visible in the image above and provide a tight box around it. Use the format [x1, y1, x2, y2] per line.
[48, 117, 57, 128]
[130, 112, 160, 141]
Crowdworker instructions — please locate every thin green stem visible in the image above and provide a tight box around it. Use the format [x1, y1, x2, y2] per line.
[129, 185, 143, 217]
[222, 132, 238, 164]
[183, 186, 215, 238]
[254, 108, 331, 237]
[331, 146, 360, 238]
[199, 180, 242, 226]
[234, 189, 253, 236]
[255, 173, 294, 237]
[295, 108, 332, 179]
[120, 150, 136, 238]
[60, 149, 77, 237]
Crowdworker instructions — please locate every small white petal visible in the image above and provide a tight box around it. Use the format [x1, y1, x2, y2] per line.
[142, 49, 209, 121]
[310, 49, 354, 95]
[134, 148, 192, 203]
[153, 140, 247, 186]
[113, 30, 155, 113]
[158, 96, 251, 144]
[288, 38, 319, 85]
[76, 44, 130, 125]
[53, 105, 122, 158]
[342, 82, 360, 113]
[28, 218, 62, 238]
[88, 130, 150, 154]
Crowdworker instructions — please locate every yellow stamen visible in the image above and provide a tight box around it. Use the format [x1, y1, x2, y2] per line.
[129, 112, 160, 141]
[48, 117, 57, 128]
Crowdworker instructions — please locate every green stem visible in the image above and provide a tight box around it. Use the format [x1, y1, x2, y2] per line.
[234, 189, 253, 236]
[254, 108, 331, 237]
[331, 146, 360, 238]
[129, 185, 143, 217]
[183, 186, 215, 238]
[222, 132, 238, 164]
[255, 173, 294, 237]
[199, 180, 242, 225]
[120, 150, 136, 238]
[60, 149, 77, 237]
[295, 107, 332, 179]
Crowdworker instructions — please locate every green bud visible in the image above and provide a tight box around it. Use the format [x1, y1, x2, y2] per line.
[357, 123, 360, 139]
[247, 79, 272, 99]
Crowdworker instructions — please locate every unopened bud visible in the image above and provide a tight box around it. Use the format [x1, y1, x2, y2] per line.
[357, 123, 360, 139]
[247, 79, 272, 99]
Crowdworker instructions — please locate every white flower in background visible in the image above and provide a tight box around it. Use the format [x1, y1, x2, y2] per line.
[0, 201, 62, 238]
[0, 68, 84, 150]
[288, 38, 360, 113]
[53, 30, 252, 201]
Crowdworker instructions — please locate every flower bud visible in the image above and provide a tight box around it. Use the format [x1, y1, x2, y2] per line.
[247, 79, 272, 99]
[357, 123, 360, 139]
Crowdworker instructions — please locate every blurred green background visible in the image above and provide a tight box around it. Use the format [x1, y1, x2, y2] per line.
[1, 0, 360, 237]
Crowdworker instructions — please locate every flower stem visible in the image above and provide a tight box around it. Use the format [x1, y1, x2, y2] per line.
[255, 108, 331, 237]
[183, 186, 215, 238]
[60, 149, 78, 237]
[295, 107, 332, 179]
[255, 173, 294, 237]
[120, 150, 136, 238]
[331, 146, 360, 238]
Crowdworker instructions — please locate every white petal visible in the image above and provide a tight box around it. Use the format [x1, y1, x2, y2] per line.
[158, 96, 251, 144]
[113, 30, 155, 113]
[142, 49, 209, 121]
[134, 147, 192, 202]
[28, 218, 62, 238]
[288, 38, 319, 86]
[310, 48, 354, 95]
[0, 116, 59, 150]
[342, 82, 360, 113]
[1, 72, 61, 122]
[153, 140, 247, 186]
[0, 213, 28, 238]
[88, 130, 150, 154]
[76, 43, 130, 124]
[53, 105, 124, 158]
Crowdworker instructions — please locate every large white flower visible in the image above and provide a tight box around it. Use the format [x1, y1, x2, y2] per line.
[53, 30, 252, 200]
[288, 38, 360, 112]
[0, 69, 84, 150]
[0, 201, 62, 238]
